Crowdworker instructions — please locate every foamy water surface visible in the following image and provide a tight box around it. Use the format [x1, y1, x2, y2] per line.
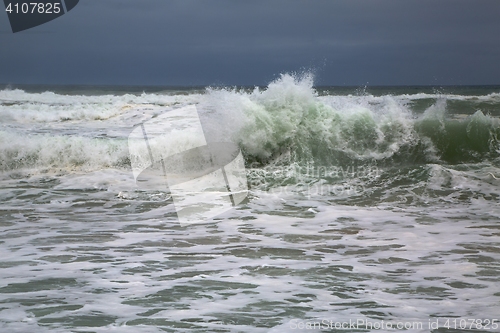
[1, 76, 499, 332]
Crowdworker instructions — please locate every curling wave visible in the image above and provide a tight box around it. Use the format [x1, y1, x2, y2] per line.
[203, 74, 500, 166]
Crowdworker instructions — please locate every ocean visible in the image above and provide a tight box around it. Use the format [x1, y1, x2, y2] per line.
[0, 74, 499, 332]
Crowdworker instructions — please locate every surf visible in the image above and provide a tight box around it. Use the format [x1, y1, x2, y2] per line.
[203, 74, 500, 166]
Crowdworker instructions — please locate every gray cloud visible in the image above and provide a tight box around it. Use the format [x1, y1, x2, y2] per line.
[0, 0, 499, 86]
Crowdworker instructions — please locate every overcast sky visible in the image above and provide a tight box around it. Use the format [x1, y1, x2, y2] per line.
[1, 0, 499, 86]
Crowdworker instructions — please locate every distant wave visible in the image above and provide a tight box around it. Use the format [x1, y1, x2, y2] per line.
[0, 89, 202, 123]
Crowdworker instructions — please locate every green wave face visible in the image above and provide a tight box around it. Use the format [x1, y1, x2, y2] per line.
[205, 74, 500, 167]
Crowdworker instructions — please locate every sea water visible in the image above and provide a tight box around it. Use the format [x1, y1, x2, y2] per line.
[0, 74, 499, 332]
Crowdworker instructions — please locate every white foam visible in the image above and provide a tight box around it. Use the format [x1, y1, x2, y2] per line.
[0, 89, 203, 123]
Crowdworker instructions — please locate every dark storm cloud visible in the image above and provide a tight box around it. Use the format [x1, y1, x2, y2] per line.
[0, 0, 499, 86]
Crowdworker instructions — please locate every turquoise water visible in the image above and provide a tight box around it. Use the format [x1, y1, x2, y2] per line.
[0, 75, 499, 332]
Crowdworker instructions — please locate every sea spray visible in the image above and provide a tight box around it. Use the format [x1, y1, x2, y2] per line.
[203, 74, 500, 166]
